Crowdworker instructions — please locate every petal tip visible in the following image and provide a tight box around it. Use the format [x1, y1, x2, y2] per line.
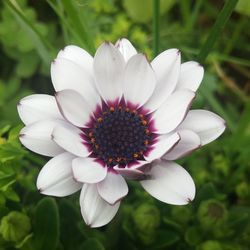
[187, 197, 194, 204]
[19, 133, 25, 138]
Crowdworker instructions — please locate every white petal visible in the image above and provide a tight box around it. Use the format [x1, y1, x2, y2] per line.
[93, 42, 125, 102]
[37, 152, 81, 197]
[72, 157, 107, 184]
[55, 89, 92, 128]
[163, 130, 201, 160]
[153, 89, 195, 134]
[19, 119, 66, 157]
[178, 110, 226, 145]
[52, 123, 90, 157]
[80, 184, 120, 228]
[176, 61, 204, 92]
[141, 160, 195, 205]
[17, 94, 62, 125]
[57, 45, 93, 76]
[123, 54, 156, 107]
[144, 132, 180, 162]
[144, 49, 181, 112]
[113, 165, 145, 180]
[51, 58, 100, 110]
[115, 38, 137, 62]
[97, 171, 128, 205]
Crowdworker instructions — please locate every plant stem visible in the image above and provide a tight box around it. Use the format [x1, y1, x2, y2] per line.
[153, 0, 160, 57]
[197, 0, 238, 63]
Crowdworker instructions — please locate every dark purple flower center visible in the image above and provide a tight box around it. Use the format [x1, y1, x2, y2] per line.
[86, 106, 153, 167]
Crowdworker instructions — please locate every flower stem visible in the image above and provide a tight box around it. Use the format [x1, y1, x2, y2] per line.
[153, 0, 160, 57]
[197, 0, 238, 63]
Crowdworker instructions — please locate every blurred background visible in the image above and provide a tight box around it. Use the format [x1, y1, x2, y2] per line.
[0, 0, 249, 249]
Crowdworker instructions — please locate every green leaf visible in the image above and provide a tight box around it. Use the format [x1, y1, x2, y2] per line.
[195, 183, 217, 207]
[123, 0, 175, 23]
[81, 238, 105, 250]
[33, 198, 59, 250]
[185, 226, 203, 246]
[228, 207, 250, 235]
[153, 230, 180, 249]
[60, 0, 95, 53]
[197, 0, 238, 62]
[235, 0, 250, 16]
[5, 0, 53, 65]
[0, 173, 15, 189]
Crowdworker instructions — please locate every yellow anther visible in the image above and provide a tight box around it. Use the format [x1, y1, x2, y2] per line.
[133, 153, 139, 158]
[110, 107, 115, 112]
[141, 120, 148, 126]
[144, 140, 149, 145]
[125, 107, 130, 112]
[97, 117, 103, 123]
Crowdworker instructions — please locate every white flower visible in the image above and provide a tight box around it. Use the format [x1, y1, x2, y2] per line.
[17, 38, 225, 228]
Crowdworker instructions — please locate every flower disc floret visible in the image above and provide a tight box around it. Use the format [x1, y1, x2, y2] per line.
[85, 104, 154, 167]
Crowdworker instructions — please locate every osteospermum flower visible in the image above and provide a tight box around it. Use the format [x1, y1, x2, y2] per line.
[17, 38, 225, 227]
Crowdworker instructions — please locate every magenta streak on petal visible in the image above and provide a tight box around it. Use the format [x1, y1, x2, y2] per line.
[93, 158, 106, 167]
[126, 100, 140, 111]
[107, 167, 119, 174]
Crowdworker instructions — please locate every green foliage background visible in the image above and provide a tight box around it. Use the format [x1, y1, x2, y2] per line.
[0, 0, 249, 249]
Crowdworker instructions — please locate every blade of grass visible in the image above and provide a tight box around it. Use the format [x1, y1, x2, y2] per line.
[197, 0, 238, 63]
[181, 46, 250, 67]
[60, 0, 95, 54]
[186, 0, 203, 32]
[46, 0, 85, 47]
[56, 0, 69, 43]
[5, 0, 53, 65]
[180, 0, 190, 27]
[152, 0, 160, 57]
[224, 16, 247, 55]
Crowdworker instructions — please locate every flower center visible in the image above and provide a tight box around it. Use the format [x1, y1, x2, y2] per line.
[86, 106, 153, 167]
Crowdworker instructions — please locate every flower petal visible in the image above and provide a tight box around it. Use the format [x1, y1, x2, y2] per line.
[19, 119, 66, 157]
[144, 49, 181, 112]
[97, 171, 128, 205]
[55, 89, 92, 128]
[115, 38, 137, 62]
[37, 152, 81, 197]
[123, 54, 156, 107]
[57, 45, 93, 76]
[80, 184, 120, 228]
[153, 89, 195, 134]
[113, 165, 146, 180]
[17, 94, 62, 125]
[178, 110, 226, 145]
[93, 42, 125, 102]
[72, 157, 107, 184]
[52, 123, 90, 157]
[141, 160, 195, 205]
[144, 132, 180, 162]
[176, 61, 204, 92]
[163, 130, 201, 160]
[51, 58, 100, 110]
